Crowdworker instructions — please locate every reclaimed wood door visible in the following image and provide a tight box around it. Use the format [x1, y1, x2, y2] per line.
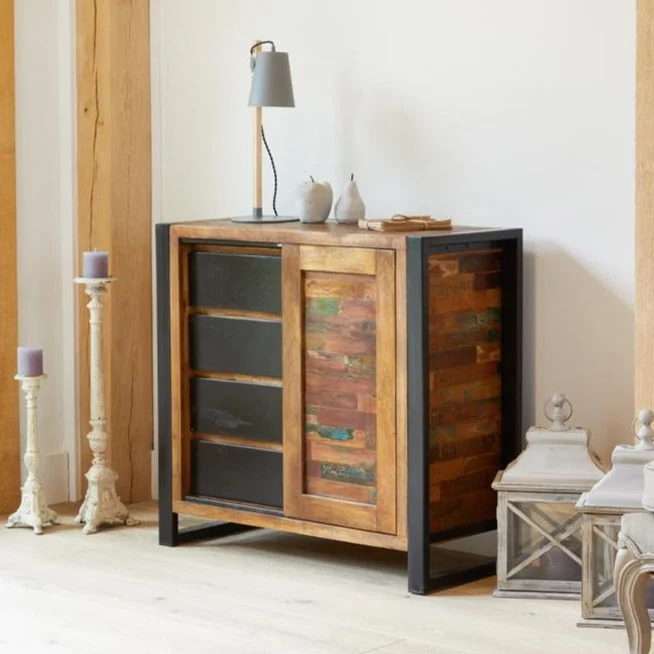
[282, 245, 396, 534]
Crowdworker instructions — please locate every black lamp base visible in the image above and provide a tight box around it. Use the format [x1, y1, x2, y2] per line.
[231, 214, 299, 224]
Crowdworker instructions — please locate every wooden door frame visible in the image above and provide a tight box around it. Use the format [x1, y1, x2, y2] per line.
[636, 0, 654, 412]
[0, 0, 19, 514]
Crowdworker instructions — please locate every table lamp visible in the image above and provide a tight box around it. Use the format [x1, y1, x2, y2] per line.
[232, 40, 298, 223]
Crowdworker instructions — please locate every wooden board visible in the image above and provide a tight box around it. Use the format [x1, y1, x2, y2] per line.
[427, 249, 503, 535]
[174, 499, 407, 551]
[394, 248, 408, 539]
[636, 0, 654, 413]
[190, 377, 282, 443]
[76, 0, 152, 502]
[303, 271, 379, 505]
[0, 502, 635, 653]
[189, 315, 282, 378]
[169, 221, 506, 252]
[189, 440, 283, 507]
[188, 250, 282, 314]
[0, 0, 19, 514]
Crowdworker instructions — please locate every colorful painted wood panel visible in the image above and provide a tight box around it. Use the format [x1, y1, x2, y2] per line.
[428, 249, 503, 534]
[303, 271, 378, 506]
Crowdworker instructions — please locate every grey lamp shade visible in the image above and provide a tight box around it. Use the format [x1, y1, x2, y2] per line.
[248, 51, 295, 108]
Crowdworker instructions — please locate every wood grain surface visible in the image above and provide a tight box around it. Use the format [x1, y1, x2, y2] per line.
[170, 221, 505, 252]
[76, 0, 152, 502]
[0, 502, 631, 652]
[0, 0, 19, 514]
[427, 249, 503, 535]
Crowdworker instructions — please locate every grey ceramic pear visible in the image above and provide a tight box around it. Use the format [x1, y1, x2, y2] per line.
[334, 174, 366, 224]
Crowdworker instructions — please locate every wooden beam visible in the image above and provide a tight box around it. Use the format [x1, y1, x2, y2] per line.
[0, 0, 19, 515]
[76, 0, 152, 503]
[636, 0, 654, 413]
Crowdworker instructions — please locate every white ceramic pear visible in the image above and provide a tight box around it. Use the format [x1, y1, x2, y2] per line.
[295, 176, 333, 223]
[334, 174, 366, 224]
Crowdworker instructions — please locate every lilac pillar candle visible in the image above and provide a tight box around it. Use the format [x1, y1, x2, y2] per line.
[17, 347, 44, 376]
[82, 251, 109, 278]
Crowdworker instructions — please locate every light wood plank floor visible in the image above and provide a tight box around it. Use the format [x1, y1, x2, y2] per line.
[0, 503, 628, 653]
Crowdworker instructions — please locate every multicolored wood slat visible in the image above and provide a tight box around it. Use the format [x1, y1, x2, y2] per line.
[428, 249, 503, 534]
[303, 271, 378, 506]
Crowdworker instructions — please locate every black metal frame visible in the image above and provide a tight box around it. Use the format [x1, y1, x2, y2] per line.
[156, 224, 256, 546]
[406, 229, 523, 594]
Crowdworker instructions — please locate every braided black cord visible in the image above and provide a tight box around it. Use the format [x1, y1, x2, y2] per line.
[261, 125, 278, 217]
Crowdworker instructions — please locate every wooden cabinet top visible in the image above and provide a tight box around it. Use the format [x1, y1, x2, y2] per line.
[170, 219, 519, 251]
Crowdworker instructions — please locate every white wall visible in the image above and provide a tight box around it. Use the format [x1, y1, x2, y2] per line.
[154, 0, 636, 462]
[9, 0, 635, 505]
[14, 0, 76, 502]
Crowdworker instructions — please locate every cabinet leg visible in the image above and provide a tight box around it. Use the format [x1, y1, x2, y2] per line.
[408, 529, 430, 595]
[177, 522, 258, 544]
[408, 532, 496, 594]
[159, 509, 179, 546]
[159, 510, 258, 547]
[159, 505, 258, 547]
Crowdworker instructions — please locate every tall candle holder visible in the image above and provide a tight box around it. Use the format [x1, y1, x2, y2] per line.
[6, 374, 58, 534]
[74, 276, 139, 534]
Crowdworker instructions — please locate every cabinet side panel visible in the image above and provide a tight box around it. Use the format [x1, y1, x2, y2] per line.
[428, 248, 503, 535]
[303, 271, 379, 506]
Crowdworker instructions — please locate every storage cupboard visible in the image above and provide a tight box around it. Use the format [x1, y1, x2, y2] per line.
[156, 220, 522, 593]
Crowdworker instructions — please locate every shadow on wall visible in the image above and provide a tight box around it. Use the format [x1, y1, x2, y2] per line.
[522, 241, 634, 466]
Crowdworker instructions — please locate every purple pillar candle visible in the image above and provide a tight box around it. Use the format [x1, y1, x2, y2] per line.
[82, 251, 109, 278]
[17, 347, 44, 377]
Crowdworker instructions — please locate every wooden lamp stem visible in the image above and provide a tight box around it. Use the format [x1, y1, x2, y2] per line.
[253, 40, 263, 218]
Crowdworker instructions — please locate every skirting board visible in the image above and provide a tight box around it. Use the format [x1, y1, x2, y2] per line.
[21, 451, 69, 505]
[151, 449, 158, 500]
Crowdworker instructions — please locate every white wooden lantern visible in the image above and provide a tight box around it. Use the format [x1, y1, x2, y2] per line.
[493, 394, 604, 599]
[576, 409, 654, 627]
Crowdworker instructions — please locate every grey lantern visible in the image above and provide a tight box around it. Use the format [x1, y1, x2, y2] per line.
[493, 394, 604, 600]
[576, 409, 654, 627]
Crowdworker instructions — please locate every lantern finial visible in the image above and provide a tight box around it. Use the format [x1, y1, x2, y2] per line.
[545, 393, 572, 432]
[634, 409, 654, 450]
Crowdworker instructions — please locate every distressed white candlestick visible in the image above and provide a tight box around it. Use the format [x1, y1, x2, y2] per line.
[6, 374, 58, 534]
[74, 276, 139, 534]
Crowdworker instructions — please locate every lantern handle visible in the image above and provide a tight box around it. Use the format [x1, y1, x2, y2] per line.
[544, 394, 573, 431]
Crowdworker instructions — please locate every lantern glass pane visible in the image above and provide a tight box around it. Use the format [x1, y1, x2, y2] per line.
[590, 521, 654, 610]
[590, 522, 620, 609]
[507, 501, 581, 582]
